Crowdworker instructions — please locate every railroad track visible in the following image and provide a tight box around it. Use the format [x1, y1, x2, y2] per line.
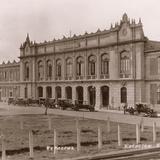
[63, 147, 160, 160]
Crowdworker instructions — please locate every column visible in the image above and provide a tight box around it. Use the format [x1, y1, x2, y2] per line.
[72, 86, 76, 104]
[52, 57, 55, 81]
[84, 52, 87, 79]
[43, 59, 46, 81]
[95, 85, 101, 110]
[73, 55, 76, 80]
[52, 86, 55, 99]
[43, 86, 46, 98]
[62, 55, 65, 80]
[96, 51, 100, 79]
[83, 85, 88, 103]
[61, 86, 65, 99]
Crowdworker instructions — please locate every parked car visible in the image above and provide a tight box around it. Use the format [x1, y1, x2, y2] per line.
[74, 100, 95, 112]
[8, 98, 15, 105]
[48, 98, 56, 108]
[27, 98, 39, 106]
[38, 98, 46, 106]
[57, 99, 75, 110]
[126, 103, 158, 117]
[13, 98, 29, 106]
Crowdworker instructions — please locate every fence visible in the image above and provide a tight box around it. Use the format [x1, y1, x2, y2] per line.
[0, 116, 159, 160]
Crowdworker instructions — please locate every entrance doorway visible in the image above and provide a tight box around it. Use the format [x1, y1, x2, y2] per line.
[101, 86, 109, 107]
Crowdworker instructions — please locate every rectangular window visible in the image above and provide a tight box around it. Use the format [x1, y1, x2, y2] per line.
[150, 58, 158, 75]
[25, 87, 28, 98]
[150, 84, 157, 104]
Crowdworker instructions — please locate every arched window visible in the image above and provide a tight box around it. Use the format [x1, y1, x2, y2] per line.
[56, 59, 62, 78]
[24, 62, 29, 81]
[66, 58, 73, 78]
[121, 87, 127, 103]
[46, 60, 52, 80]
[76, 57, 84, 77]
[101, 53, 109, 75]
[101, 86, 109, 107]
[120, 51, 130, 77]
[88, 55, 96, 76]
[38, 60, 43, 81]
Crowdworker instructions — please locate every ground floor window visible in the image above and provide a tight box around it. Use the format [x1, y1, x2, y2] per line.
[24, 87, 28, 98]
[101, 86, 109, 107]
[38, 87, 43, 98]
[55, 86, 61, 99]
[121, 87, 127, 103]
[88, 86, 96, 106]
[46, 86, 52, 98]
[76, 86, 83, 103]
[66, 86, 72, 100]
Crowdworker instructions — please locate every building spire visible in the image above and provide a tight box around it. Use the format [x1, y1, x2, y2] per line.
[122, 13, 128, 22]
[26, 33, 30, 43]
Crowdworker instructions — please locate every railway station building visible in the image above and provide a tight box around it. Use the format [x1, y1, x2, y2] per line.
[1, 13, 160, 111]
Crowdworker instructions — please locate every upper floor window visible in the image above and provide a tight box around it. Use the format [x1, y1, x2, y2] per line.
[24, 62, 29, 80]
[66, 58, 73, 77]
[46, 60, 52, 80]
[76, 56, 84, 76]
[120, 51, 130, 76]
[56, 59, 62, 77]
[101, 53, 109, 75]
[38, 60, 43, 81]
[88, 55, 96, 76]
[150, 58, 158, 75]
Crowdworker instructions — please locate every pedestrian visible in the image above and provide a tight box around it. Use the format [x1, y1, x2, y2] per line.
[45, 98, 49, 115]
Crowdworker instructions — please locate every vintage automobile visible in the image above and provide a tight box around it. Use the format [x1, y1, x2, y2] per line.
[56, 99, 75, 110]
[126, 103, 158, 117]
[27, 98, 39, 106]
[13, 98, 29, 106]
[125, 107, 136, 115]
[38, 98, 46, 106]
[8, 97, 15, 105]
[48, 98, 56, 108]
[74, 100, 95, 112]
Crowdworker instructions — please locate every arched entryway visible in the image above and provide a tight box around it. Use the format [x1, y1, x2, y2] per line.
[46, 86, 52, 98]
[38, 86, 43, 98]
[65, 86, 72, 100]
[121, 87, 127, 103]
[101, 86, 109, 107]
[76, 86, 83, 103]
[88, 86, 96, 106]
[55, 86, 61, 99]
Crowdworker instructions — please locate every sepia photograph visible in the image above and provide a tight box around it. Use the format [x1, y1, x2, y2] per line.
[0, 0, 160, 159]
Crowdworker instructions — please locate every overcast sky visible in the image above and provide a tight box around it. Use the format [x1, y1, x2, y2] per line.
[0, 0, 160, 63]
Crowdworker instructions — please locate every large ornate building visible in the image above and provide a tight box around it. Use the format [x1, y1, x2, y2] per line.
[1, 13, 160, 111]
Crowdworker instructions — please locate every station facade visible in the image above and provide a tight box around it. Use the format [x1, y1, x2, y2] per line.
[1, 13, 160, 111]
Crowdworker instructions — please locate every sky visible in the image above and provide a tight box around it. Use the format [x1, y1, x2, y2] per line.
[0, 0, 160, 63]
